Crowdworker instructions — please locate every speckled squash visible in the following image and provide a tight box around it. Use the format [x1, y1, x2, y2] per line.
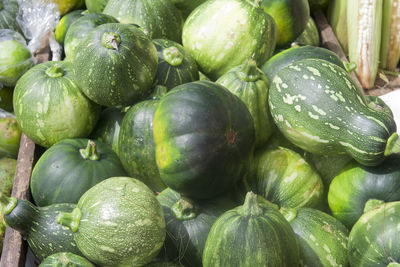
[348, 200, 400, 267]
[182, 0, 277, 80]
[153, 81, 255, 199]
[57, 177, 166, 267]
[103, 0, 183, 42]
[39, 252, 94, 267]
[268, 58, 400, 166]
[202, 192, 300, 266]
[280, 207, 349, 267]
[0, 195, 82, 261]
[328, 156, 400, 229]
[73, 23, 158, 107]
[216, 59, 273, 148]
[153, 39, 199, 90]
[13, 61, 101, 148]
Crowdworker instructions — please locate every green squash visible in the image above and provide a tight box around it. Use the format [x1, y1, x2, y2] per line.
[171, 0, 206, 18]
[85, 0, 109, 13]
[202, 192, 300, 266]
[0, 195, 82, 261]
[268, 58, 400, 166]
[216, 58, 272, 148]
[90, 107, 125, 155]
[57, 177, 166, 267]
[294, 17, 320, 47]
[156, 188, 238, 267]
[365, 95, 394, 118]
[54, 9, 86, 45]
[0, 30, 35, 87]
[153, 39, 199, 90]
[0, 0, 21, 34]
[39, 252, 94, 267]
[0, 84, 13, 112]
[64, 13, 118, 61]
[182, 0, 277, 81]
[328, 156, 400, 229]
[118, 88, 167, 192]
[243, 146, 324, 209]
[0, 116, 21, 158]
[153, 81, 255, 199]
[260, 0, 310, 47]
[348, 200, 400, 266]
[30, 138, 127, 207]
[73, 23, 158, 107]
[261, 45, 346, 85]
[13, 61, 101, 148]
[103, 0, 183, 42]
[280, 207, 349, 267]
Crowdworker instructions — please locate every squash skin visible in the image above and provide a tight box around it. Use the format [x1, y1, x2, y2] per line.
[13, 61, 101, 148]
[328, 156, 400, 229]
[268, 58, 397, 166]
[85, 0, 109, 13]
[294, 17, 320, 47]
[39, 252, 94, 267]
[153, 81, 255, 199]
[73, 23, 158, 107]
[0, 0, 21, 34]
[348, 201, 400, 267]
[54, 9, 85, 45]
[30, 138, 127, 207]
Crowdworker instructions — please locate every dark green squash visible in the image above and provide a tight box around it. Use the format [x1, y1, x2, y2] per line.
[153, 39, 199, 90]
[153, 81, 255, 199]
[90, 107, 125, 155]
[30, 138, 127, 207]
[156, 188, 238, 267]
[0, 84, 14, 112]
[13, 61, 101, 148]
[54, 9, 86, 45]
[328, 156, 400, 229]
[268, 58, 400, 166]
[348, 200, 400, 267]
[243, 146, 324, 209]
[294, 17, 320, 47]
[261, 45, 346, 84]
[280, 207, 349, 267]
[202, 192, 300, 266]
[182, 0, 277, 81]
[103, 0, 183, 42]
[57, 177, 166, 267]
[0, 195, 82, 261]
[0, 0, 21, 34]
[64, 13, 118, 61]
[39, 252, 94, 267]
[73, 23, 158, 107]
[171, 0, 206, 18]
[260, 0, 310, 47]
[118, 87, 167, 192]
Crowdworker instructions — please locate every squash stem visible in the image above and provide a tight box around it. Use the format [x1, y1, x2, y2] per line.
[384, 133, 400, 156]
[56, 207, 82, 232]
[241, 192, 262, 217]
[171, 197, 197, 221]
[238, 58, 260, 82]
[101, 32, 121, 50]
[0, 194, 17, 215]
[79, 140, 100, 161]
[163, 46, 184, 66]
[279, 207, 297, 223]
[364, 199, 385, 214]
[45, 64, 64, 78]
[343, 61, 357, 73]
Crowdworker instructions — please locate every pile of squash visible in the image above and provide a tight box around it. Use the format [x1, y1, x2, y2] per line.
[1, 0, 400, 266]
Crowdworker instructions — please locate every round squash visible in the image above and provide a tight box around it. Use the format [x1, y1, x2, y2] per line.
[57, 177, 166, 267]
[348, 200, 400, 267]
[30, 138, 127, 206]
[73, 23, 158, 107]
[216, 58, 273, 148]
[153, 81, 255, 199]
[13, 61, 101, 148]
[153, 39, 199, 90]
[103, 0, 183, 42]
[280, 207, 349, 267]
[64, 13, 118, 61]
[328, 156, 400, 229]
[54, 9, 85, 45]
[182, 0, 277, 81]
[39, 252, 94, 267]
[202, 192, 300, 266]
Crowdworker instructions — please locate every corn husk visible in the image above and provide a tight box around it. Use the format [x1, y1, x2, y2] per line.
[380, 0, 400, 71]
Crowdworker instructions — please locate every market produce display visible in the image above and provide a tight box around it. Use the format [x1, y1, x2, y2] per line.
[1, 0, 400, 266]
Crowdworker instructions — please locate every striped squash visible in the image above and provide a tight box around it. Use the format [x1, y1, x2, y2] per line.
[268, 58, 400, 166]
